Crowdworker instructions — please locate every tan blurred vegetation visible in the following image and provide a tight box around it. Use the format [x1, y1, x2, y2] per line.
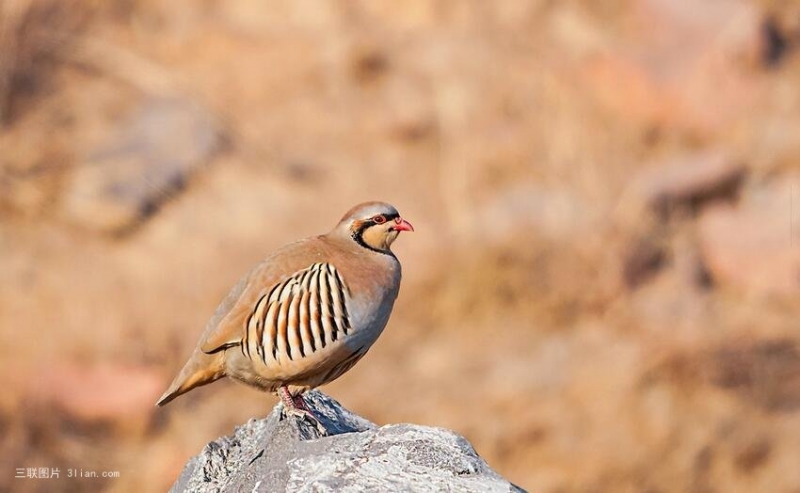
[2, 0, 800, 491]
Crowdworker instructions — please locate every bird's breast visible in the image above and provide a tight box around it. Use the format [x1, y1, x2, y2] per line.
[335, 253, 401, 351]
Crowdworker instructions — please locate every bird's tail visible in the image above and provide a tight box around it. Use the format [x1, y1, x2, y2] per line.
[156, 349, 225, 407]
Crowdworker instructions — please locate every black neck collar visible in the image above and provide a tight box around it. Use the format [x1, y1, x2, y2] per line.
[351, 214, 399, 258]
[351, 229, 395, 258]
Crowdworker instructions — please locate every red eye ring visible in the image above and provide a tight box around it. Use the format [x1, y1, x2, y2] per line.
[373, 215, 386, 224]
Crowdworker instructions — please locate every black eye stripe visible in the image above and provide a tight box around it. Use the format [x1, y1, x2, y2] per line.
[350, 212, 400, 257]
[359, 213, 399, 229]
[374, 213, 399, 224]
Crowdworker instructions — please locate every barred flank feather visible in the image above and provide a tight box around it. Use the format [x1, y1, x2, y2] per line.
[243, 263, 351, 367]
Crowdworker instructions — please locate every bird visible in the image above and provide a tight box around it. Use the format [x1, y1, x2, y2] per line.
[156, 201, 413, 432]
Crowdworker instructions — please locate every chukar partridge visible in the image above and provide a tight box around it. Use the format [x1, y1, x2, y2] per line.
[156, 201, 413, 431]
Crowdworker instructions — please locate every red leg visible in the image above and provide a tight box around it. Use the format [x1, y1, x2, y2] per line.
[279, 386, 297, 409]
[277, 386, 327, 435]
[291, 393, 312, 412]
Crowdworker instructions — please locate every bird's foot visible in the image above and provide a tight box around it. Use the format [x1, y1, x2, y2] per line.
[278, 386, 328, 436]
[282, 406, 328, 436]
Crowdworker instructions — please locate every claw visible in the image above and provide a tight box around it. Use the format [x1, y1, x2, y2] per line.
[278, 386, 328, 436]
[282, 406, 328, 436]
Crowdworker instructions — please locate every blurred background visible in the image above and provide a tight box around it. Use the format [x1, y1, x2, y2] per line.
[1, 0, 800, 491]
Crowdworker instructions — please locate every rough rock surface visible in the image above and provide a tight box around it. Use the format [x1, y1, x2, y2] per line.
[171, 391, 524, 493]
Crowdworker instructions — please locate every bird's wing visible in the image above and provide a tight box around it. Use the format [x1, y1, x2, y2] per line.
[200, 262, 352, 363]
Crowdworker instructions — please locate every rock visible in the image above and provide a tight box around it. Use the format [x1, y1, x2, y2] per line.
[62, 97, 223, 234]
[171, 391, 524, 493]
[698, 174, 800, 295]
[632, 150, 745, 219]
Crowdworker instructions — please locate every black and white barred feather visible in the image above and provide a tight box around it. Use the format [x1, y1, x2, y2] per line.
[241, 263, 352, 365]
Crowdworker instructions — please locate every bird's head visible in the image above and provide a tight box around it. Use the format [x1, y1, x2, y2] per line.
[334, 201, 414, 254]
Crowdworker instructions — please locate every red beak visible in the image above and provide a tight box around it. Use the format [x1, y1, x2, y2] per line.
[393, 217, 414, 232]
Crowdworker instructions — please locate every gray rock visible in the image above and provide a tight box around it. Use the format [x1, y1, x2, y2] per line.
[62, 97, 223, 234]
[171, 391, 524, 493]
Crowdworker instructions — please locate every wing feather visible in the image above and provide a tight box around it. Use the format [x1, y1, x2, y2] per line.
[200, 263, 351, 364]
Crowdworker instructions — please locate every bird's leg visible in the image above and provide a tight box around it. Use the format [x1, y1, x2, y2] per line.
[278, 385, 297, 410]
[290, 392, 313, 412]
[278, 386, 327, 436]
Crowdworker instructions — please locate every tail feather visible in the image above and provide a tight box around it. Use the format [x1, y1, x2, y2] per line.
[156, 350, 225, 407]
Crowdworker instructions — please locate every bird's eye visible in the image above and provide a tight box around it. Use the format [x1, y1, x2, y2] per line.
[372, 215, 386, 224]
